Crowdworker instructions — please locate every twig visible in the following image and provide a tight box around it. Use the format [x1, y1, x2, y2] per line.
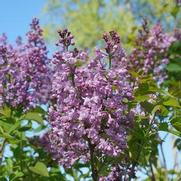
[160, 141, 167, 169]
[149, 160, 156, 181]
[88, 139, 98, 181]
[0, 139, 6, 165]
[108, 54, 112, 69]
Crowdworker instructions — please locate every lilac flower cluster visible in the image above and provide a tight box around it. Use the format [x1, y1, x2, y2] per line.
[129, 21, 175, 83]
[99, 167, 120, 181]
[0, 18, 50, 108]
[43, 30, 134, 168]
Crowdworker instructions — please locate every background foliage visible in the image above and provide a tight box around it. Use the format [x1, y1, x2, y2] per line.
[42, 0, 181, 49]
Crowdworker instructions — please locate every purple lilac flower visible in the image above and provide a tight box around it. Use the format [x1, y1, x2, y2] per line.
[0, 18, 51, 109]
[42, 30, 134, 168]
[129, 22, 175, 83]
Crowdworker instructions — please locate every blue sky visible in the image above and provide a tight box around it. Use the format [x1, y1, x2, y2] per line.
[0, 0, 45, 42]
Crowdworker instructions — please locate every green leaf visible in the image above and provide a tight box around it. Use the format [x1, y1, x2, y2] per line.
[171, 118, 181, 132]
[152, 105, 168, 117]
[11, 172, 24, 181]
[0, 121, 14, 132]
[31, 107, 46, 114]
[18, 126, 32, 132]
[0, 126, 19, 144]
[171, 117, 180, 124]
[135, 83, 149, 95]
[140, 101, 154, 113]
[20, 107, 46, 123]
[166, 128, 181, 137]
[135, 95, 150, 102]
[159, 122, 168, 131]
[171, 6, 180, 18]
[8, 121, 20, 133]
[0, 105, 11, 117]
[29, 162, 49, 177]
[167, 63, 181, 72]
[21, 112, 44, 123]
[172, 122, 181, 132]
[163, 98, 180, 108]
[128, 70, 140, 78]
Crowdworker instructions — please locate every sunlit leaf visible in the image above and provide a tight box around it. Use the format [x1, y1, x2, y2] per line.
[163, 98, 180, 108]
[29, 162, 49, 177]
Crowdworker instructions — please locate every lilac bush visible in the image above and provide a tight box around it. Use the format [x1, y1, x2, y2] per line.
[0, 18, 179, 180]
